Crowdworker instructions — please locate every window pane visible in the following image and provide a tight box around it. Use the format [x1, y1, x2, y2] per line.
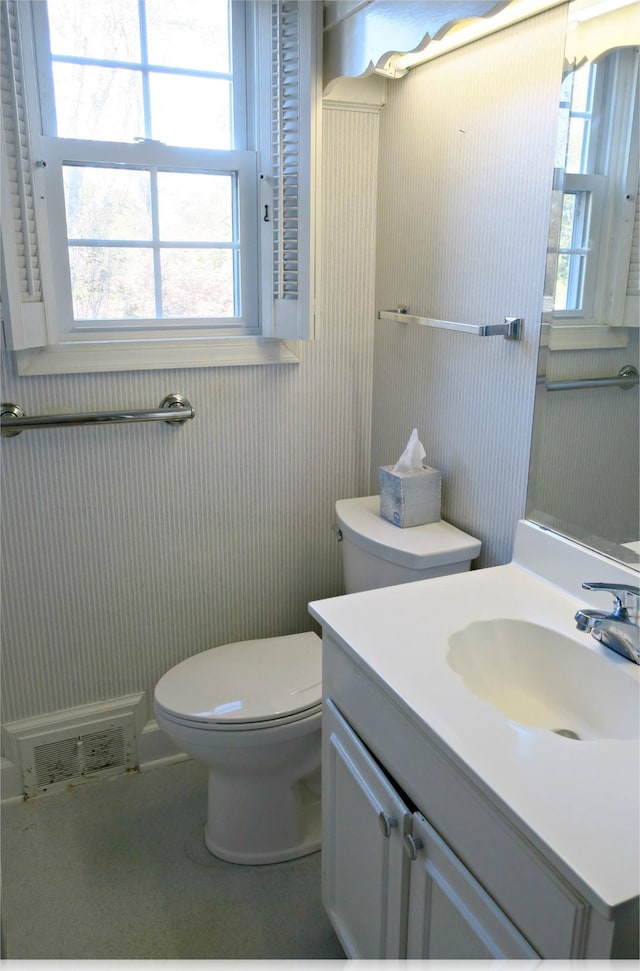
[150, 75, 231, 149]
[554, 252, 587, 312]
[69, 248, 155, 319]
[556, 190, 591, 312]
[560, 191, 591, 249]
[559, 194, 577, 249]
[554, 254, 571, 310]
[566, 118, 591, 173]
[47, 0, 140, 61]
[570, 62, 594, 114]
[161, 249, 234, 317]
[157, 172, 233, 242]
[145, 0, 230, 73]
[565, 63, 596, 174]
[63, 166, 152, 241]
[53, 64, 143, 141]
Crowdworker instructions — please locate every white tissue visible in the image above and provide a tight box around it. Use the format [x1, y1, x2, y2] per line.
[392, 428, 426, 474]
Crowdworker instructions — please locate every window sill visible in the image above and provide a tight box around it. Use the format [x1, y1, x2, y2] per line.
[13, 336, 301, 375]
[539, 322, 630, 351]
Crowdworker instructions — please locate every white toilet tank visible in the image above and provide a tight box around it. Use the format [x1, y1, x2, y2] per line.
[336, 495, 481, 593]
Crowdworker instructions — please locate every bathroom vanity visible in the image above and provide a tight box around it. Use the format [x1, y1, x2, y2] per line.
[309, 521, 640, 959]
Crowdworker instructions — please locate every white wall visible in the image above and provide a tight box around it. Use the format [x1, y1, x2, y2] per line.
[371, 6, 568, 567]
[0, 105, 380, 728]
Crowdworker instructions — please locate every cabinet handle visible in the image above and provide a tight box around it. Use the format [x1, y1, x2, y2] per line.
[403, 833, 424, 860]
[378, 811, 398, 838]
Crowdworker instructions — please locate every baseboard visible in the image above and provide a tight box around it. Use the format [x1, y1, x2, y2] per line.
[1, 720, 188, 802]
[1, 757, 24, 802]
[138, 719, 189, 770]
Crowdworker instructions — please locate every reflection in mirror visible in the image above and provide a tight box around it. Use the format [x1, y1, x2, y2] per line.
[553, 47, 638, 328]
[526, 0, 639, 570]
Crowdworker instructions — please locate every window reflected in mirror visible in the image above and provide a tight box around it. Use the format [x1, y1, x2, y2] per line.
[552, 48, 639, 328]
[528, 0, 639, 571]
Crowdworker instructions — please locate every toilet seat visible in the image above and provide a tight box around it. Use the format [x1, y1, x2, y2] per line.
[154, 631, 322, 731]
[155, 702, 322, 734]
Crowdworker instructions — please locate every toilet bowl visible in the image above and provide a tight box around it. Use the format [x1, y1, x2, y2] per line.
[154, 631, 322, 865]
[154, 495, 481, 865]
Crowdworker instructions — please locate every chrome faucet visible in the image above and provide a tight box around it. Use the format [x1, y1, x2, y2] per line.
[575, 582, 640, 664]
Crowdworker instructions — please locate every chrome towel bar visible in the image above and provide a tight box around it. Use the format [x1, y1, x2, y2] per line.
[1, 394, 195, 437]
[538, 366, 639, 392]
[378, 309, 523, 340]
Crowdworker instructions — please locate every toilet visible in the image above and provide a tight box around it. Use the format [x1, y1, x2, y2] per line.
[153, 495, 481, 865]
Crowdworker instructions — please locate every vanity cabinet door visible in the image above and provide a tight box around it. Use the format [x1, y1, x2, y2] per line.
[406, 812, 540, 959]
[322, 699, 411, 959]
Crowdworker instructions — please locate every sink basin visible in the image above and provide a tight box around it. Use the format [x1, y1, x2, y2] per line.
[447, 619, 639, 741]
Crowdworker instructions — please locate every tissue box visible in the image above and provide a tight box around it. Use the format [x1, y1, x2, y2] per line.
[379, 465, 441, 528]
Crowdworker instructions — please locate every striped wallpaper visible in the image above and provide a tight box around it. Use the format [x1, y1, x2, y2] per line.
[2, 5, 634, 737]
[528, 333, 640, 548]
[371, 6, 570, 567]
[0, 105, 380, 727]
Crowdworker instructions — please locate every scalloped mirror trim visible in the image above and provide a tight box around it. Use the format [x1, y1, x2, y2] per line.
[323, 0, 565, 90]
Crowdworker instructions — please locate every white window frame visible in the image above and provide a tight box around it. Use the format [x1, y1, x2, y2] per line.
[550, 47, 639, 342]
[0, 0, 321, 375]
[38, 138, 261, 340]
[554, 172, 607, 321]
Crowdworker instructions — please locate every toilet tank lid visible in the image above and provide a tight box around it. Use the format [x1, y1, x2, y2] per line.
[336, 495, 481, 568]
[154, 632, 322, 724]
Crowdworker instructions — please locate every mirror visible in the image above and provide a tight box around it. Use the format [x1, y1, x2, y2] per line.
[526, 0, 639, 569]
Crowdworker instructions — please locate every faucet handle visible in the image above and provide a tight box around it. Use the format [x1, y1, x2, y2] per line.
[582, 582, 640, 618]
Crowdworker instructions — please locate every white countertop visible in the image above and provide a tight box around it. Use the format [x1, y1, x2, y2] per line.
[309, 521, 640, 915]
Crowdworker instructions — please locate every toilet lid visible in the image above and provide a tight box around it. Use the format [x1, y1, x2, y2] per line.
[336, 495, 481, 568]
[154, 632, 322, 725]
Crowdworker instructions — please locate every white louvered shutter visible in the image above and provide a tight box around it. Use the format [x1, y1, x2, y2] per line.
[267, 0, 321, 340]
[0, 0, 48, 349]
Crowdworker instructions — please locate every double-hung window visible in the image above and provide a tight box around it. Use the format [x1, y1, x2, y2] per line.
[0, 0, 321, 374]
[552, 47, 639, 330]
